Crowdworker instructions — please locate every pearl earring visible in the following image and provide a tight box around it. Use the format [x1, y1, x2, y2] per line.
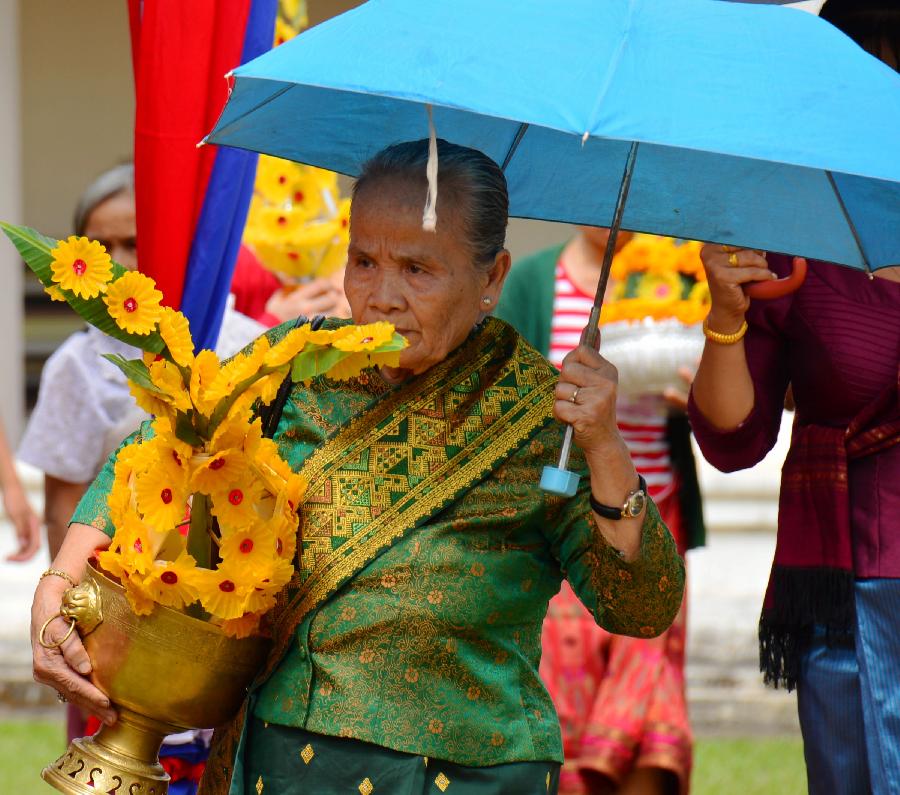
[482, 297, 492, 305]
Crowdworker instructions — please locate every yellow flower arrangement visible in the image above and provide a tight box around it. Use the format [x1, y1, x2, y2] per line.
[601, 234, 709, 326]
[243, 155, 351, 283]
[2, 219, 409, 639]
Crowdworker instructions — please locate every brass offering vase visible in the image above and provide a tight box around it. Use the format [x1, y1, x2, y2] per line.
[43, 563, 270, 794]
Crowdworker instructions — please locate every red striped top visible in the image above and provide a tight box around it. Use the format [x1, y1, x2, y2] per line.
[550, 261, 674, 499]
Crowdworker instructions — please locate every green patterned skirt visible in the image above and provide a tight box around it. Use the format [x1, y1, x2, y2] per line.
[244, 717, 560, 794]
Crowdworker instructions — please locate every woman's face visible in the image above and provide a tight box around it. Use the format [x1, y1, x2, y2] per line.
[345, 177, 510, 381]
[82, 191, 137, 271]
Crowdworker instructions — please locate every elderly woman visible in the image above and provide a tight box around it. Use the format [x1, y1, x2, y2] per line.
[31, 140, 684, 795]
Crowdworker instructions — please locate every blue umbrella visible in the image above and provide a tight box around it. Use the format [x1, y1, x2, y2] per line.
[207, 0, 900, 493]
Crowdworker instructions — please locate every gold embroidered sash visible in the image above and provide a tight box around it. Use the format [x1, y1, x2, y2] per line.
[264, 318, 557, 679]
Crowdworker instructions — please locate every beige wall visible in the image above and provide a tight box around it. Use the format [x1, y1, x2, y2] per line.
[1, 0, 24, 440]
[20, 0, 134, 238]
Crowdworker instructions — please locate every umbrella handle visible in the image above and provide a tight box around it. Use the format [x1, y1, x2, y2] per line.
[540, 307, 603, 497]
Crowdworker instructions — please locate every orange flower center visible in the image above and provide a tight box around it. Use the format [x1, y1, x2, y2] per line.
[72, 258, 87, 276]
[228, 489, 244, 505]
[124, 297, 138, 313]
[172, 451, 182, 466]
[239, 539, 253, 554]
[277, 215, 287, 226]
[134, 538, 143, 553]
[210, 458, 226, 470]
[219, 580, 235, 593]
[287, 252, 299, 261]
[161, 571, 178, 585]
[341, 218, 348, 229]
[276, 538, 284, 555]
[160, 488, 173, 504]
[277, 174, 288, 185]
[294, 191, 304, 203]
[362, 337, 374, 344]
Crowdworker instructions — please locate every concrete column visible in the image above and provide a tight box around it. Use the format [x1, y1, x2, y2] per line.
[0, 0, 24, 441]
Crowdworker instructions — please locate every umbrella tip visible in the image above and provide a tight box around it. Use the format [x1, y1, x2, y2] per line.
[224, 70, 234, 80]
[196, 137, 208, 149]
[582, 131, 589, 146]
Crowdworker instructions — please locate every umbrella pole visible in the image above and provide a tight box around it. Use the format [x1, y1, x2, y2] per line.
[540, 141, 639, 496]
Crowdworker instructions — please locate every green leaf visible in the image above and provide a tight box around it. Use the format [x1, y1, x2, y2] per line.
[290, 345, 353, 382]
[0, 221, 165, 354]
[101, 354, 168, 395]
[174, 412, 204, 448]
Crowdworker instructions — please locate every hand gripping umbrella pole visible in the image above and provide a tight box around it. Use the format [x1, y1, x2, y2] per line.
[540, 141, 639, 496]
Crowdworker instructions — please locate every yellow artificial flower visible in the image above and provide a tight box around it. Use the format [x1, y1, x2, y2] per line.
[190, 449, 249, 495]
[140, 554, 199, 609]
[333, 321, 395, 352]
[49, 236, 113, 298]
[255, 206, 307, 241]
[111, 513, 158, 575]
[243, 556, 294, 614]
[134, 463, 190, 532]
[208, 475, 265, 529]
[251, 437, 295, 490]
[210, 415, 263, 458]
[254, 156, 298, 204]
[189, 349, 221, 416]
[158, 307, 194, 367]
[148, 359, 193, 412]
[122, 578, 157, 617]
[219, 611, 265, 639]
[263, 327, 310, 368]
[44, 284, 68, 302]
[219, 523, 279, 576]
[204, 337, 270, 406]
[271, 513, 298, 562]
[150, 416, 196, 469]
[104, 272, 164, 335]
[129, 381, 175, 421]
[274, 16, 298, 47]
[193, 562, 255, 620]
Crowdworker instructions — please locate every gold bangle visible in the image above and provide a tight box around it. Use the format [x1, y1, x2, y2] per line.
[40, 569, 78, 589]
[703, 317, 748, 345]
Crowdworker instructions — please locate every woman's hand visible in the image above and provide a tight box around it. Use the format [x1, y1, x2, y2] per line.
[555, 345, 643, 560]
[264, 277, 350, 322]
[700, 244, 774, 332]
[31, 574, 116, 725]
[662, 364, 697, 413]
[554, 345, 622, 453]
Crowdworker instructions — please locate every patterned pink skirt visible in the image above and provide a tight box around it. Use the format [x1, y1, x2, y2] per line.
[540, 494, 691, 794]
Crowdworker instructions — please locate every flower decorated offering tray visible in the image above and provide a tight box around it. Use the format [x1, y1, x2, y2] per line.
[597, 235, 710, 398]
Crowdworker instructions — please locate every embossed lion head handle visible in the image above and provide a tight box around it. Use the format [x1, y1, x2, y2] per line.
[38, 578, 104, 649]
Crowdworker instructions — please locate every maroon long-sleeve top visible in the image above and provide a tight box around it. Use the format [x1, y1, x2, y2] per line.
[688, 255, 900, 577]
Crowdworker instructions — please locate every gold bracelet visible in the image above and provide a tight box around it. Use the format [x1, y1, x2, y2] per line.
[703, 317, 748, 345]
[40, 569, 77, 589]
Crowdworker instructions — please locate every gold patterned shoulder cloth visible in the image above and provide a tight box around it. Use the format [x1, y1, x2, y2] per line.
[199, 319, 558, 795]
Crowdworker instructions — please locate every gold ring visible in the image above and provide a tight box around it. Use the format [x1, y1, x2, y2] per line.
[570, 387, 580, 404]
[721, 245, 738, 253]
[39, 613, 76, 650]
[56, 692, 68, 704]
[728, 253, 740, 267]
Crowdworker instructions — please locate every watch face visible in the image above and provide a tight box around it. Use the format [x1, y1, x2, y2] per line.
[625, 491, 647, 518]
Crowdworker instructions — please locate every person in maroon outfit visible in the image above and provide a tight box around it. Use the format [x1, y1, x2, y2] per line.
[689, 249, 900, 793]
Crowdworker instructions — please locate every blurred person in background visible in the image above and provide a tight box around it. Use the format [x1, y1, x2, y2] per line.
[689, 3, 899, 792]
[498, 227, 704, 795]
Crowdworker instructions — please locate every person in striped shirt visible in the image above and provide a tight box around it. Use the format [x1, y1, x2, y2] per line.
[497, 228, 705, 795]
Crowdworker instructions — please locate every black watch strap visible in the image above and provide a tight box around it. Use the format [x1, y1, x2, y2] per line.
[589, 475, 647, 521]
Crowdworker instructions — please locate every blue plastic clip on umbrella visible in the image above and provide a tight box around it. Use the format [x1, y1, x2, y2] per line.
[205, 0, 900, 495]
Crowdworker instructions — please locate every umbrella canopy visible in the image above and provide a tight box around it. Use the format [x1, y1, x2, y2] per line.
[207, 0, 900, 272]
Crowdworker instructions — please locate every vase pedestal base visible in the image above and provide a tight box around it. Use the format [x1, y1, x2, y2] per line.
[42, 707, 174, 794]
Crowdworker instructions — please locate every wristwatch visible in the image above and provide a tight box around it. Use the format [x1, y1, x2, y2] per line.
[589, 475, 647, 521]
